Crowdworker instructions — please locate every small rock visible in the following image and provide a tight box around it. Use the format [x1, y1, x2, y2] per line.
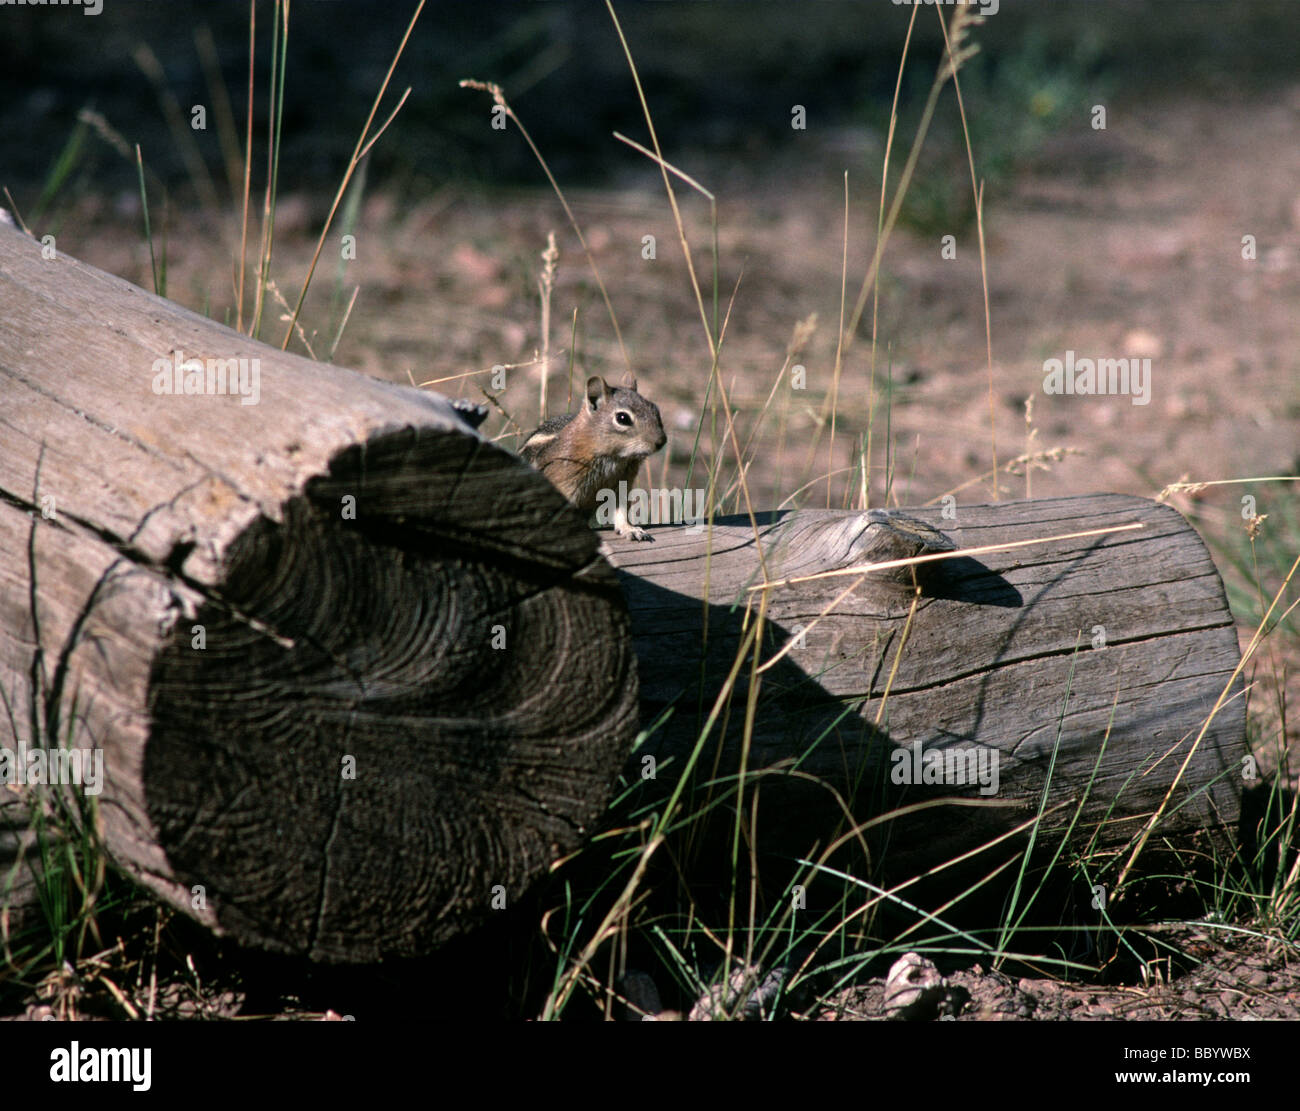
[689, 963, 789, 1021]
[884, 953, 947, 1021]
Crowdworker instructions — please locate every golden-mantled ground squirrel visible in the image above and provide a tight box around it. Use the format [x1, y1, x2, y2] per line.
[520, 374, 667, 541]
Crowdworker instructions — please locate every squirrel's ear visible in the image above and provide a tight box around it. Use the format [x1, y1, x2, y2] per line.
[620, 370, 638, 391]
[585, 375, 609, 409]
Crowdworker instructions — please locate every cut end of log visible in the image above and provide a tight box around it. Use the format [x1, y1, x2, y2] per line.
[142, 428, 638, 960]
[0, 223, 642, 961]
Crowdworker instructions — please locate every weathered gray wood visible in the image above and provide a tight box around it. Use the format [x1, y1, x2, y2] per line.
[0, 220, 1248, 960]
[605, 497, 1246, 877]
[0, 222, 638, 960]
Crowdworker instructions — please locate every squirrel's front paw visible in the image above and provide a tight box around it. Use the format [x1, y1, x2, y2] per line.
[617, 525, 654, 542]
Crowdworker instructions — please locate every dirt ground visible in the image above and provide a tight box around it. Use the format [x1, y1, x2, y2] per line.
[59, 87, 1300, 522]
[823, 929, 1299, 1020]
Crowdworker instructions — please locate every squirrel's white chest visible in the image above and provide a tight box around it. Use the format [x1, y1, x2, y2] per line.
[570, 454, 633, 512]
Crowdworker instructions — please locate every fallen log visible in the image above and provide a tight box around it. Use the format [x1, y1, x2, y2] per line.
[605, 497, 1247, 881]
[0, 221, 638, 961]
[0, 222, 1248, 962]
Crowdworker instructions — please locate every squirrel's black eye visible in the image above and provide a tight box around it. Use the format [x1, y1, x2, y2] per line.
[615, 411, 633, 427]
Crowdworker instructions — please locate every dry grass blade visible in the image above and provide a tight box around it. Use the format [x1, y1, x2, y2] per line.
[459, 77, 632, 374]
[1157, 475, 1300, 502]
[748, 522, 1144, 593]
[538, 231, 558, 418]
[605, 1, 771, 583]
[280, 0, 425, 351]
[1115, 550, 1300, 890]
[612, 132, 715, 200]
[235, 0, 256, 332]
[936, 6, 997, 499]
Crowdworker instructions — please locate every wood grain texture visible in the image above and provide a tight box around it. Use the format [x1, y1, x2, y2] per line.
[604, 497, 1246, 876]
[0, 223, 637, 960]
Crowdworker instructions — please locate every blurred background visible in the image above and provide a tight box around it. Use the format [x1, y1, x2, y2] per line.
[2, 0, 1297, 608]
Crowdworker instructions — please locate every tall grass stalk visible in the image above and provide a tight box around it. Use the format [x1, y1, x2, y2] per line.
[280, 2, 422, 350]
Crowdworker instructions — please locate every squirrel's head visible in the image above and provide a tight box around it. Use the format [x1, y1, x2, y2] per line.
[585, 373, 668, 460]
